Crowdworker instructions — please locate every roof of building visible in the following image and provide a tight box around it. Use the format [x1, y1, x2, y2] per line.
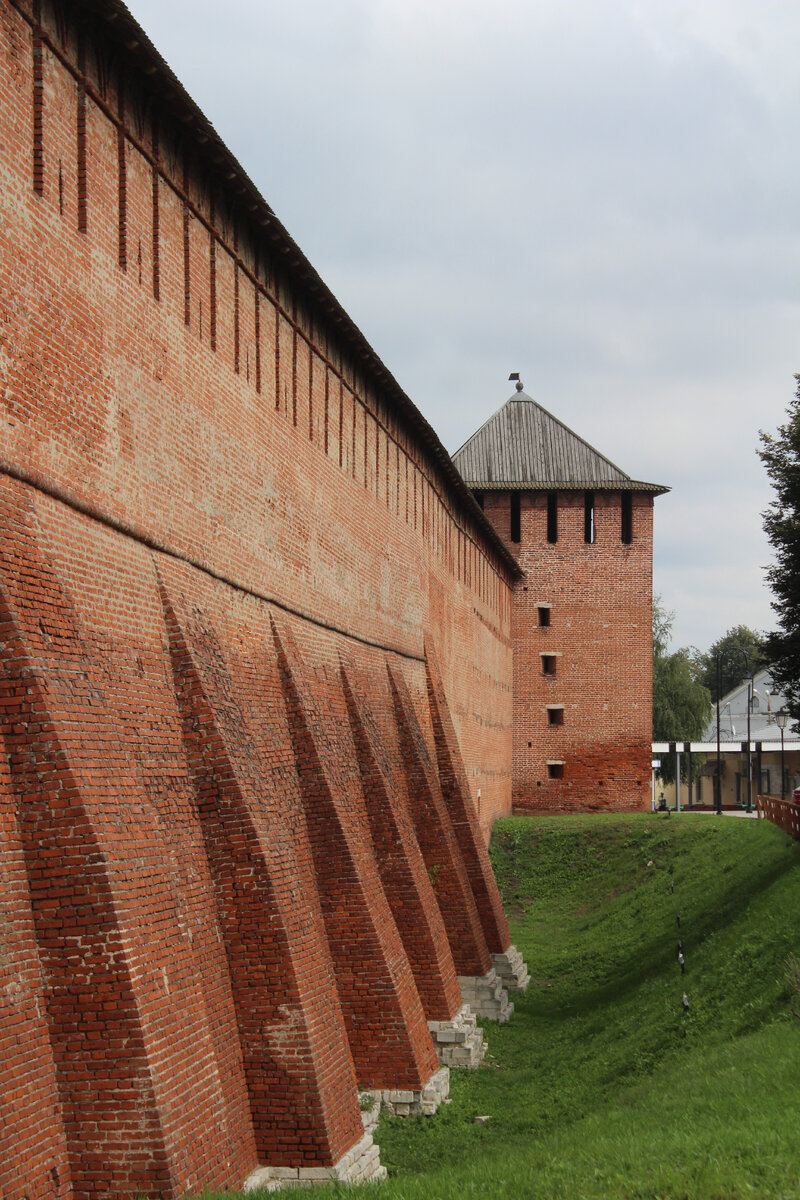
[703, 667, 799, 743]
[71, 0, 521, 579]
[452, 389, 669, 493]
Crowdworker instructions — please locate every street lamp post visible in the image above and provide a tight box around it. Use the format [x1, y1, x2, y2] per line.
[730, 647, 754, 814]
[777, 708, 789, 802]
[745, 677, 753, 813]
[715, 655, 722, 814]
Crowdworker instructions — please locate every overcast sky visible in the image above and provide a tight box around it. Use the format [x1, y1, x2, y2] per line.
[125, 0, 800, 654]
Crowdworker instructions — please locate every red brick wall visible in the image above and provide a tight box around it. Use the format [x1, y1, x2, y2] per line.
[0, 3, 514, 1197]
[0, 716, 73, 1200]
[483, 489, 653, 812]
[0, 0, 513, 832]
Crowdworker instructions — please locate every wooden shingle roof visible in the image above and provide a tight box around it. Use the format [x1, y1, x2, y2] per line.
[452, 391, 668, 493]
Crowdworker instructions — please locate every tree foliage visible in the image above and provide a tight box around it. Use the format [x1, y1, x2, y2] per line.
[652, 598, 712, 782]
[759, 376, 800, 720]
[693, 625, 770, 703]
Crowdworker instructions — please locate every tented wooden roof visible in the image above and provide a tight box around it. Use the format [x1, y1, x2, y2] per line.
[453, 391, 668, 493]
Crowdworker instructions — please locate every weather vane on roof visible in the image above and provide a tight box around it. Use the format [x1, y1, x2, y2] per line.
[508, 372, 524, 393]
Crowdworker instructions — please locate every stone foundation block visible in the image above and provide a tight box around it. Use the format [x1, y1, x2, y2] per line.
[458, 968, 514, 1022]
[359, 1091, 381, 1135]
[367, 1065, 450, 1117]
[491, 944, 531, 993]
[428, 1003, 487, 1067]
[243, 1132, 386, 1192]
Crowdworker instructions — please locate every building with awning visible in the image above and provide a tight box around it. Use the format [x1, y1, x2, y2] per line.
[653, 668, 800, 808]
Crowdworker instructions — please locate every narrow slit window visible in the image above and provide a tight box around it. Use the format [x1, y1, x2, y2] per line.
[584, 491, 595, 544]
[541, 654, 557, 676]
[547, 492, 558, 544]
[537, 605, 551, 628]
[547, 762, 565, 780]
[510, 491, 521, 543]
[621, 491, 633, 544]
[474, 490, 484, 511]
[547, 707, 564, 726]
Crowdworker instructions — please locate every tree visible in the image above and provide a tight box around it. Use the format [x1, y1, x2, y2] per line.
[693, 625, 770, 703]
[652, 597, 712, 782]
[759, 375, 800, 720]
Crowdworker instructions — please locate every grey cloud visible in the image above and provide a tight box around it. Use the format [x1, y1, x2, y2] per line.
[125, 0, 800, 654]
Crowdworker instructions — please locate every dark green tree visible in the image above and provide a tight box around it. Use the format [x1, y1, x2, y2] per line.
[652, 597, 712, 783]
[758, 375, 800, 719]
[693, 625, 770, 703]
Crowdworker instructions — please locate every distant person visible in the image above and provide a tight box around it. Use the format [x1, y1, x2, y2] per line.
[658, 792, 667, 812]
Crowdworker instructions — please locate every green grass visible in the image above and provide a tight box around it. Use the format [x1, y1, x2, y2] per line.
[250, 814, 800, 1198]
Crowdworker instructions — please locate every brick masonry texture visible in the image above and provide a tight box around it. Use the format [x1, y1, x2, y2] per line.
[0, 2, 522, 1197]
[482, 489, 654, 812]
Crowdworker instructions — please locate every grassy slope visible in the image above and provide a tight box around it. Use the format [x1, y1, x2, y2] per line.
[351, 814, 800, 1199]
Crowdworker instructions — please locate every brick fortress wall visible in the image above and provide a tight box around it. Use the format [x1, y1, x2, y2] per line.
[0, 1, 521, 1196]
[482, 489, 653, 812]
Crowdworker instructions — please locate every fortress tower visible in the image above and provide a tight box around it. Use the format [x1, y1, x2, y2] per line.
[453, 382, 668, 812]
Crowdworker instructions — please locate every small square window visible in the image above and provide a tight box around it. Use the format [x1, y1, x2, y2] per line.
[547, 707, 564, 726]
[537, 606, 551, 627]
[541, 655, 557, 676]
[547, 763, 564, 780]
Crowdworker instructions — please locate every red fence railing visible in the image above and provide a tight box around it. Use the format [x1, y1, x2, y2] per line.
[757, 795, 800, 839]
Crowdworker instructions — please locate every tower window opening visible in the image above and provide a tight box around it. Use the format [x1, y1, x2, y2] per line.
[510, 491, 521, 543]
[621, 491, 633, 544]
[547, 492, 558, 544]
[541, 654, 557, 676]
[537, 605, 551, 627]
[547, 706, 564, 726]
[547, 762, 565, 780]
[584, 491, 595, 544]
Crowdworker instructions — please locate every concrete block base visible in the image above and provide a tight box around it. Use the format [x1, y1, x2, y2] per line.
[366, 1065, 450, 1117]
[458, 968, 514, 1022]
[428, 1003, 487, 1068]
[243, 1133, 386, 1192]
[492, 944, 531, 993]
